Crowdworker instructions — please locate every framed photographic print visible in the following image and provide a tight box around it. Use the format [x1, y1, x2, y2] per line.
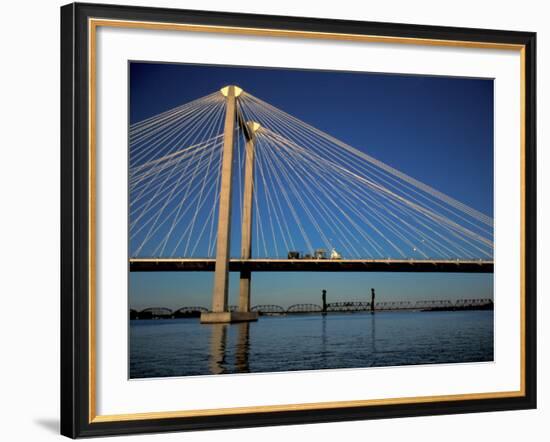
[60, 2, 536, 438]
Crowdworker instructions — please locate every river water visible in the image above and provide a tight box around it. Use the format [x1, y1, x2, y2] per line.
[129, 310, 493, 378]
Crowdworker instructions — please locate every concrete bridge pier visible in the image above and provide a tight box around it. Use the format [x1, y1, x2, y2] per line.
[238, 121, 261, 314]
[201, 86, 258, 324]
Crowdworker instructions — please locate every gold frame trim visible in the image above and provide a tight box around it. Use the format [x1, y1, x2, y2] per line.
[88, 18, 527, 424]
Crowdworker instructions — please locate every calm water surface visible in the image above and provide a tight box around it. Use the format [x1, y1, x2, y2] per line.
[129, 311, 493, 378]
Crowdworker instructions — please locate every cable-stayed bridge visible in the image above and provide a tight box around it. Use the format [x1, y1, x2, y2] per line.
[129, 86, 493, 323]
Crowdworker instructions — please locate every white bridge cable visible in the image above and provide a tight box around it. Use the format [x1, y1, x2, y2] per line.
[130, 148, 221, 252]
[294, 146, 474, 259]
[240, 101, 425, 258]
[130, 107, 222, 235]
[251, 138, 283, 258]
[253, 165, 268, 257]
[265, 136, 368, 258]
[180, 103, 227, 257]
[239, 102, 380, 258]
[129, 89, 493, 260]
[129, 93, 222, 152]
[130, 104, 209, 159]
[256, 134, 315, 254]
[167, 166, 221, 256]
[253, 137, 296, 255]
[257, 136, 330, 256]
[241, 91, 494, 230]
[130, 100, 226, 256]
[154, 110, 226, 257]
[130, 135, 223, 180]
[134, 150, 224, 251]
[245, 97, 494, 240]
[189, 161, 222, 257]
[262, 132, 409, 258]
[266, 127, 491, 259]
[260, 127, 489, 259]
[131, 153, 222, 256]
[129, 142, 222, 224]
[130, 91, 220, 136]
[129, 100, 224, 217]
[130, 95, 224, 169]
[129, 99, 214, 157]
[241, 92, 493, 228]
[269, 140, 337, 255]
[129, 138, 222, 194]
[237, 94, 493, 259]
[261, 130, 414, 258]
[263, 135, 364, 258]
[239, 101, 406, 258]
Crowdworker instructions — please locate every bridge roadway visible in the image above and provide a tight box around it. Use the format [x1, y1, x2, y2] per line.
[129, 258, 493, 273]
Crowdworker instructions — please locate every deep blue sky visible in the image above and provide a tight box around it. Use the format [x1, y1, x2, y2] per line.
[129, 61, 494, 310]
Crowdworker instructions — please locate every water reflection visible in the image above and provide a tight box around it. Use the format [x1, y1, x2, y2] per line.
[321, 315, 327, 367]
[369, 313, 377, 367]
[208, 322, 251, 374]
[208, 315, 377, 374]
[235, 322, 250, 373]
[208, 324, 228, 374]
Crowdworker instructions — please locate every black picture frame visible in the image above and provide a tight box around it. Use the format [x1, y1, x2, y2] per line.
[61, 2, 536, 438]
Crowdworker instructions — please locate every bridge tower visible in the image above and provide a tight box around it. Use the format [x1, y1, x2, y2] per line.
[201, 86, 259, 324]
[239, 121, 261, 313]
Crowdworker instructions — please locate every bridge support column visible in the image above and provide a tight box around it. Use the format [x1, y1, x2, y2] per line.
[239, 271, 252, 312]
[239, 122, 260, 315]
[201, 86, 258, 324]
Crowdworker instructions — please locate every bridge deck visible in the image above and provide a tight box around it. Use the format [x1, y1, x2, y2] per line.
[129, 258, 493, 273]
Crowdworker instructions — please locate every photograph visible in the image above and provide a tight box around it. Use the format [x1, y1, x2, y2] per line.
[128, 62, 495, 379]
